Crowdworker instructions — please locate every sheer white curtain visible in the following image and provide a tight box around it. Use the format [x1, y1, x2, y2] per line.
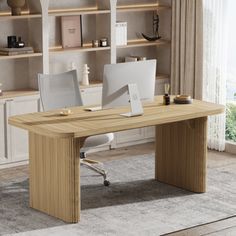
[203, 0, 230, 151]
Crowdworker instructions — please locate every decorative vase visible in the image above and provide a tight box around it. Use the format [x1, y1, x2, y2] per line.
[7, 0, 26, 16]
[82, 64, 90, 86]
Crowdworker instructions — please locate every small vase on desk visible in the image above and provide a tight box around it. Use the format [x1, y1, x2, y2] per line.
[82, 64, 90, 86]
[7, 0, 26, 16]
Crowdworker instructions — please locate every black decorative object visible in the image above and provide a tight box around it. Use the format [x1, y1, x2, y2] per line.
[16, 37, 25, 48]
[142, 13, 161, 41]
[7, 36, 17, 48]
[7, 36, 25, 48]
[100, 38, 108, 47]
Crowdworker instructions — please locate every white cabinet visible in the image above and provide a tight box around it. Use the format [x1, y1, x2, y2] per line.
[7, 95, 40, 162]
[112, 128, 146, 148]
[0, 94, 40, 168]
[80, 87, 102, 106]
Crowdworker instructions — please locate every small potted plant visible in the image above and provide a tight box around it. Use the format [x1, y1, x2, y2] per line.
[7, 0, 26, 16]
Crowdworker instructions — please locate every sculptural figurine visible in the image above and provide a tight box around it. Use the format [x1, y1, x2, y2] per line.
[7, 0, 26, 16]
[82, 64, 90, 86]
[142, 13, 161, 41]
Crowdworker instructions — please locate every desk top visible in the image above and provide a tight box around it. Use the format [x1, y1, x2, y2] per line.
[8, 96, 224, 138]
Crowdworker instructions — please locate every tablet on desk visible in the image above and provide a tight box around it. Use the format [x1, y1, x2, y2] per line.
[84, 106, 102, 112]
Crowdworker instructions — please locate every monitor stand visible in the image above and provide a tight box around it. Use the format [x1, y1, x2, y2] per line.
[120, 83, 144, 117]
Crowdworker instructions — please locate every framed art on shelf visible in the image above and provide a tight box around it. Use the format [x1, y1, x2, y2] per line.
[61, 16, 83, 48]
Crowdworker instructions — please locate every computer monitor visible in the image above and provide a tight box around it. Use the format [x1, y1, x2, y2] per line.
[102, 60, 157, 110]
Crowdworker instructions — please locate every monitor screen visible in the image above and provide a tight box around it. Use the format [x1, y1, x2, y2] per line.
[102, 60, 157, 109]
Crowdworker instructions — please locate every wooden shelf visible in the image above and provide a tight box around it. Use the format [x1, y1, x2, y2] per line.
[0, 12, 42, 20]
[117, 4, 171, 13]
[117, 39, 170, 49]
[0, 52, 43, 60]
[156, 74, 170, 80]
[80, 80, 102, 89]
[0, 89, 39, 100]
[49, 44, 110, 54]
[48, 8, 110, 17]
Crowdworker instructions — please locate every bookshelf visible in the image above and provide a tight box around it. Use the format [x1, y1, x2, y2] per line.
[116, 0, 172, 82]
[0, 0, 171, 92]
[0, 0, 172, 89]
[0, 0, 43, 91]
[0, 0, 172, 167]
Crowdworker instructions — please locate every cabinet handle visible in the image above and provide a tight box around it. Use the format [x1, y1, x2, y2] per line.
[6, 99, 14, 102]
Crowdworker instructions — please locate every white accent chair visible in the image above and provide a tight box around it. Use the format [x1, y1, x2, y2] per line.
[38, 70, 114, 186]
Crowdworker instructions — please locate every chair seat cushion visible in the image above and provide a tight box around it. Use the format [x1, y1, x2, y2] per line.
[81, 133, 114, 152]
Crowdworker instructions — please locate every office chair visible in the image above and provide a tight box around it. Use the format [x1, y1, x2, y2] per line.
[38, 70, 113, 186]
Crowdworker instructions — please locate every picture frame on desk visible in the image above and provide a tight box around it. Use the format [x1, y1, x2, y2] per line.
[61, 15, 83, 48]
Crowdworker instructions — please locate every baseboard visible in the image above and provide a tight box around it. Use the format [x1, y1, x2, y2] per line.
[225, 142, 236, 155]
[112, 138, 154, 149]
[0, 160, 29, 169]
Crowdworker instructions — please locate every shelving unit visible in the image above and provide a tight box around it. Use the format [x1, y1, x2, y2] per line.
[0, 0, 43, 91]
[45, 0, 171, 86]
[0, 0, 172, 167]
[0, 0, 171, 92]
[47, 1, 113, 83]
[116, 0, 171, 80]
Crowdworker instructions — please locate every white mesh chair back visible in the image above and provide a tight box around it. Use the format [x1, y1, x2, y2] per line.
[38, 70, 83, 111]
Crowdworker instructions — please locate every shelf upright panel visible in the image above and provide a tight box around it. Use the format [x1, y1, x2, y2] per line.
[40, 0, 49, 74]
[109, 0, 117, 64]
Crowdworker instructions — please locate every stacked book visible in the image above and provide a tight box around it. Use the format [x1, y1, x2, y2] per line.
[116, 21, 127, 46]
[0, 47, 34, 56]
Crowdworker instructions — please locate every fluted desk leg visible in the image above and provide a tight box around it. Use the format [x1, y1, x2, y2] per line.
[29, 132, 80, 223]
[155, 117, 207, 193]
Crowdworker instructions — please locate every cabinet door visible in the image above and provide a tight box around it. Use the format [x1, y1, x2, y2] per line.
[0, 100, 8, 164]
[80, 87, 102, 106]
[7, 95, 40, 162]
[145, 126, 155, 139]
[114, 128, 146, 147]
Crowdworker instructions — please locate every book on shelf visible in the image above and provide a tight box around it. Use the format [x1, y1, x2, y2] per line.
[116, 21, 127, 46]
[125, 56, 147, 62]
[61, 16, 83, 48]
[125, 56, 138, 62]
[0, 47, 34, 56]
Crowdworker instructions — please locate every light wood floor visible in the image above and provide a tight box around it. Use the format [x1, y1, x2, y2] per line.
[0, 142, 236, 235]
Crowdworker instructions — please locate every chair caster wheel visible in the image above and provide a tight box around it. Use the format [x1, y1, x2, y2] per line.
[104, 180, 110, 186]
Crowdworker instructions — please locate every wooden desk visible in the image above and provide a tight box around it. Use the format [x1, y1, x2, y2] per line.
[8, 96, 224, 223]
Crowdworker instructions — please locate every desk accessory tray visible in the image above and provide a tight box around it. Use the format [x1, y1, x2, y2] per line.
[174, 95, 193, 104]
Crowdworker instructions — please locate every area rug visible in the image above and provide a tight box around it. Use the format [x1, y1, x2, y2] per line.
[1, 154, 236, 236]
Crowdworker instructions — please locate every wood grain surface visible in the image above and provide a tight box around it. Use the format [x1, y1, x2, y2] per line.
[156, 117, 207, 193]
[8, 96, 224, 138]
[29, 132, 81, 222]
